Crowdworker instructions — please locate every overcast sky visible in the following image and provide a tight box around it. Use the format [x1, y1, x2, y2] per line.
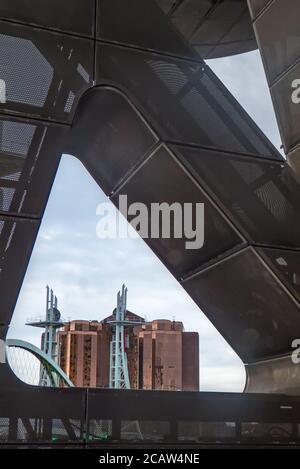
[8, 50, 282, 392]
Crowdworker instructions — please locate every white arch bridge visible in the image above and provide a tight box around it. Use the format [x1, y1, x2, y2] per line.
[6, 339, 73, 388]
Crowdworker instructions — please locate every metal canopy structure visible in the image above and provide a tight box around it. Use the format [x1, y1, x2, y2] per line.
[0, 0, 300, 447]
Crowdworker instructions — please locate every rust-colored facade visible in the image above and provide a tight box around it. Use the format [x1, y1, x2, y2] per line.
[58, 320, 110, 388]
[58, 317, 199, 391]
[138, 320, 199, 391]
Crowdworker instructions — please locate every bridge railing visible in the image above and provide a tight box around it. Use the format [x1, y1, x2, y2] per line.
[0, 387, 300, 447]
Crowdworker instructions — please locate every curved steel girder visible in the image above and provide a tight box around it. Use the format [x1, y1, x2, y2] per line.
[6, 339, 73, 388]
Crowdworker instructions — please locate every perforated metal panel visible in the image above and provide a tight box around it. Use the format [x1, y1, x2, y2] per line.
[0, 118, 68, 217]
[249, 0, 300, 273]
[68, 88, 158, 195]
[0, 418, 9, 442]
[288, 146, 300, 182]
[171, 144, 300, 248]
[111, 146, 244, 278]
[258, 247, 300, 303]
[0, 216, 39, 324]
[0, 386, 86, 443]
[97, 43, 280, 158]
[0, 21, 93, 123]
[185, 0, 254, 59]
[0, 0, 95, 36]
[156, 0, 257, 59]
[1, 383, 300, 446]
[121, 420, 170, 441]
[252, 0, 300, 84]
[241, 422, 293, 441]
[97, 0, 196, 60]
[183, 248, 300, 362]
[271, 61, 300, 153]
[178, 421, 236, 442]
[87, 419, 112, 442]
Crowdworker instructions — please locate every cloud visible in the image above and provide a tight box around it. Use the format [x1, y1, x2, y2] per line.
[201, 366, 246, 392]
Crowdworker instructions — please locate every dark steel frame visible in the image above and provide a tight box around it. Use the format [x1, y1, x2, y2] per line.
[0, 0, 300, 447]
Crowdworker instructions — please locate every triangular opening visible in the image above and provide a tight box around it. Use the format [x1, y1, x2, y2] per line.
[8, 153, 245, 392]
[207, 50, 283, 156]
